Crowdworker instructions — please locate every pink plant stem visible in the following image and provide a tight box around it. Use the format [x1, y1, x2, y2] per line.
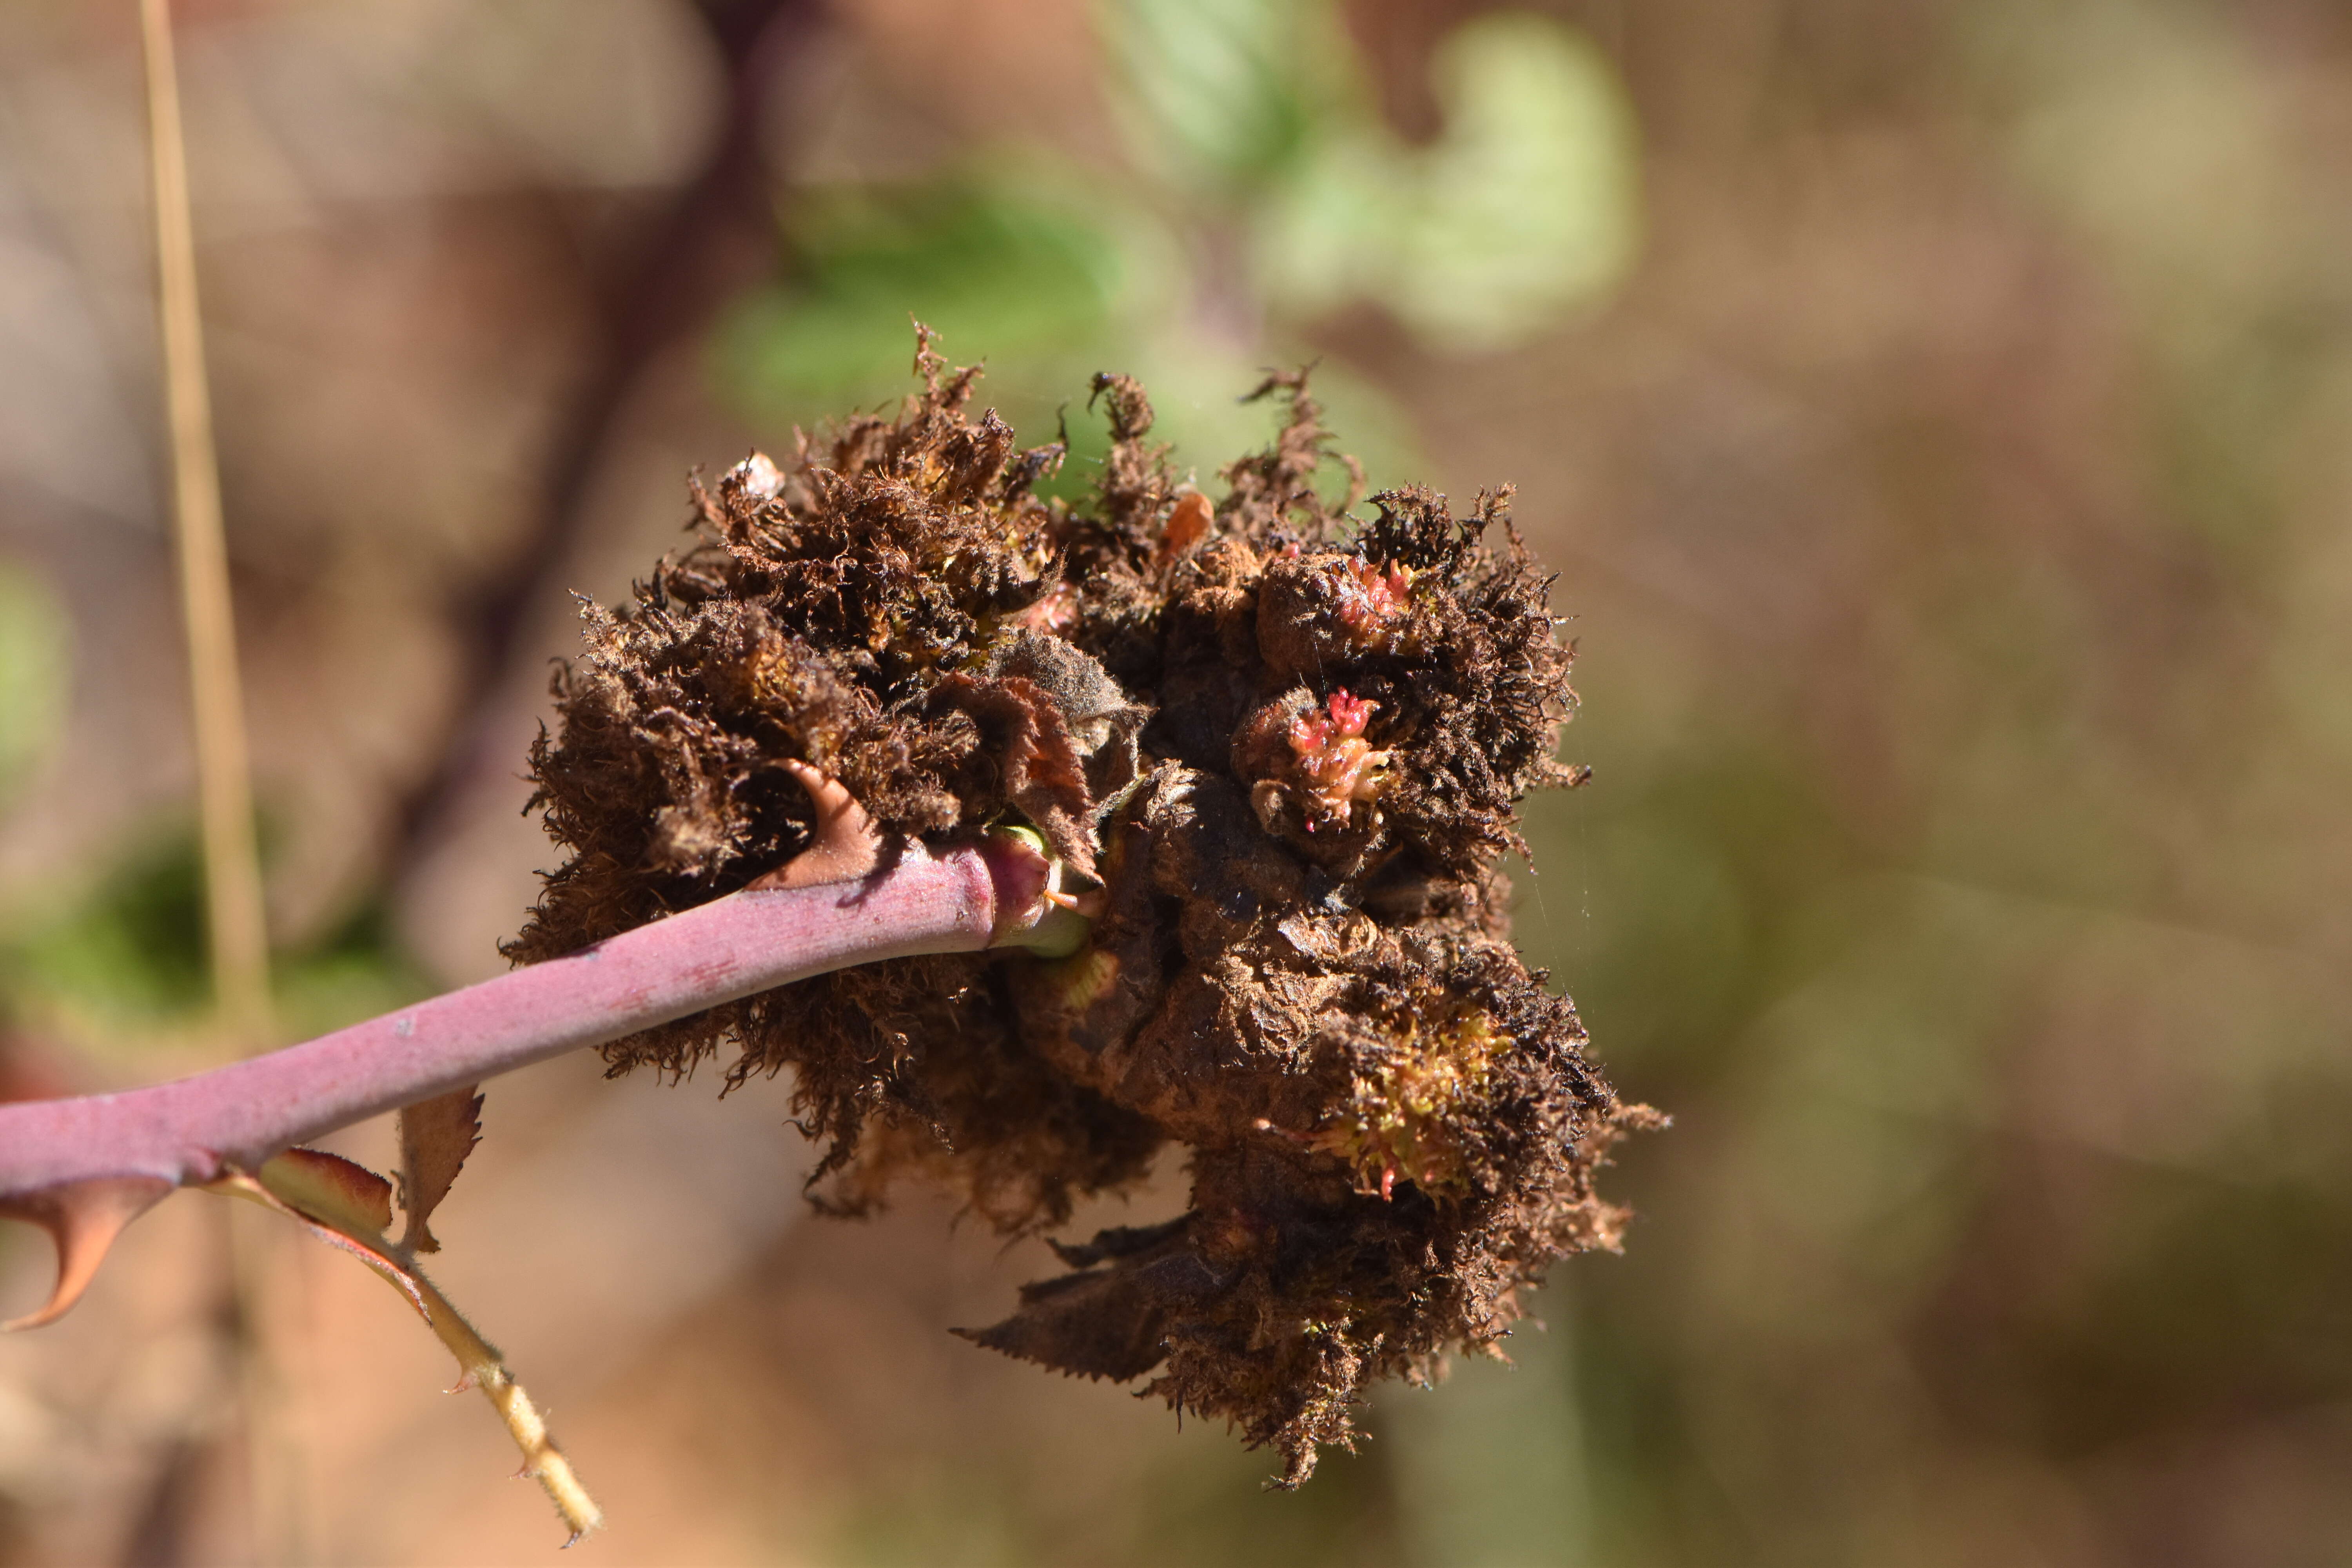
[0, 840, 1051, 1202]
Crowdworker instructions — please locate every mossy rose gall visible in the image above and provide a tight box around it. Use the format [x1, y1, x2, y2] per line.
[510, 330, 1659, 1482]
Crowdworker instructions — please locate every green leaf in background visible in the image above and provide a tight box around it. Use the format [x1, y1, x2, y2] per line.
[1386, 14, 1641, 346]
[10, 829, 213, 1024]
[0, 559, 68, 802]
[3, 821, 428, 1044]
[1099, 0, 1330, 196]
[719, 173, 1131, 414]
[1258, 13, 1642, 351]
[713, 157, 1425, 508]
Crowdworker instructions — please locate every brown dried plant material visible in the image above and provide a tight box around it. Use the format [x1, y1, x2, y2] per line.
[510, 328, 1658, 1482]
[396, 1085, 484, 1253]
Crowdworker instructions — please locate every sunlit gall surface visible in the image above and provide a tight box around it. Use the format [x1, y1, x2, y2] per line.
[510, 330, 1653, 1483]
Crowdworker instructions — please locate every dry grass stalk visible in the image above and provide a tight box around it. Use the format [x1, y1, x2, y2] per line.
[140, 0, 270, 1044]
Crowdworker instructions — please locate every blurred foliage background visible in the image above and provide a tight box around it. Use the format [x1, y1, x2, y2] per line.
[3, 0, 2352, 1563]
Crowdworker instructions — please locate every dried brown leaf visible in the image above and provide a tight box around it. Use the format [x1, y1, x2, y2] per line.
[260, 1146, 394, 1238]
[396, 1085, 483, 1253]
[927, 673, 1099, 878]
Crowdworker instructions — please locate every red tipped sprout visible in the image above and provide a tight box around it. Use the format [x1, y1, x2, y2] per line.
[1289, 688, 1391, 827]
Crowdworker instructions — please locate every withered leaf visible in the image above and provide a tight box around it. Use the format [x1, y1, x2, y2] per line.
[954, 1215, 1214, 1382]
[256, 1146, 395, 1239]
[927, 672, 1099, 880]
[396, 1085, 483, 1253]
